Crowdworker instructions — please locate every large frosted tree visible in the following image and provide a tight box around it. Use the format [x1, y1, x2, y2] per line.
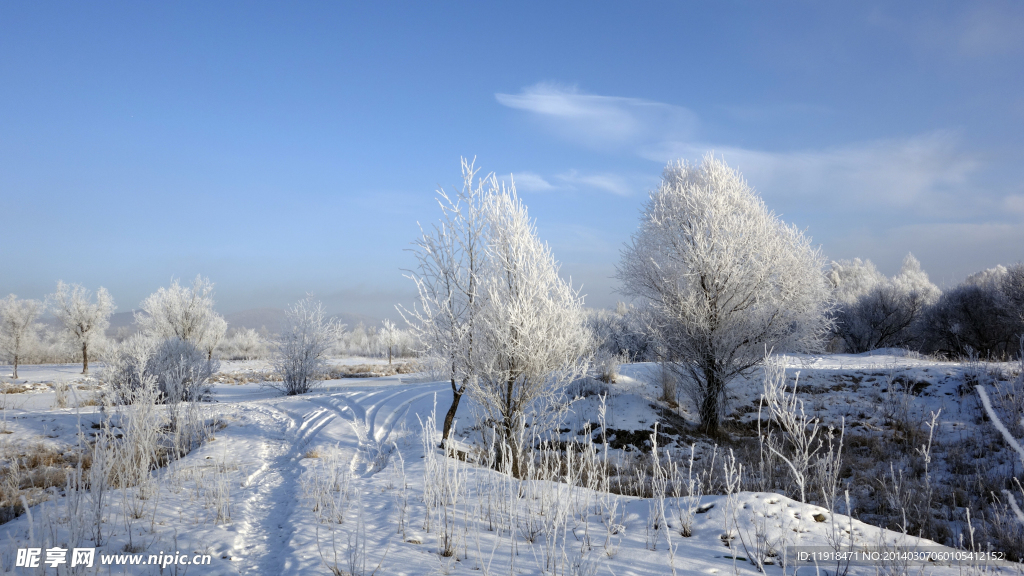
[137, 276, 227, 360]
[617, 155, 832, 436]
[51, 282, 116, 374]
[0, 295, 42, 379]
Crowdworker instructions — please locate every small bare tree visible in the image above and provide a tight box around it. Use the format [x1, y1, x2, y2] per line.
[618, 155, 832, 435]
[0, 295, 42, 378]
[51, 282, 116, 374]
[271, 298, 341, 395]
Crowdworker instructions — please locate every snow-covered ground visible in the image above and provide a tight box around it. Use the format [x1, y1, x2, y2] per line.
[0, 356, 1021, 575]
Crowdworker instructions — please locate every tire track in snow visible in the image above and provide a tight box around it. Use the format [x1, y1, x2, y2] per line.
[312, 384, 447, 475]
[233, 401, 336, 576]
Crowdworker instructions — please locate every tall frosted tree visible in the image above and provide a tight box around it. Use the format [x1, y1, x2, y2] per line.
[402, 158, 489, 445]
[404, 160, 591, 462]
[469, 185, 591, 477]
[617, 155, 832, 436]
[51, 282, 116, 374]
[137, 276, 227, 360]
[0, 295, 42, 379]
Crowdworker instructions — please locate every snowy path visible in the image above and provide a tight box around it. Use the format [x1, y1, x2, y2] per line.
[227, 381, 446, 574]
[232, 402, 341, 575]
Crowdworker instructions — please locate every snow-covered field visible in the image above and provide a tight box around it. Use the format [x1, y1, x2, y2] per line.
[1, 355, 1021, 575]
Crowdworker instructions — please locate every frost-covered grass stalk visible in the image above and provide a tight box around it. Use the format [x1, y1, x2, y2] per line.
[419, 405, 468, 558]
[977, 384, 1024, 525]
[388, 443, 409, 539]
[668, 443, 702, 538]
[721, 449, 742, 570]
[303, 447, 353, 525]
[760, 355, 843, 506]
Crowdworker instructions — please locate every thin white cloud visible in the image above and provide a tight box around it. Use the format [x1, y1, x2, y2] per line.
[496, 83, 698, 152]
[555, 170, 635, 197]
[500, 168, 653, 197]
[507, 171, 556, 192]
[499, 83, 987, 219]
[644, 132, 979, 215]
[1004, 194, 1024, 215]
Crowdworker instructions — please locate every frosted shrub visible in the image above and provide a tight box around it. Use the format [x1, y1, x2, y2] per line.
[271, 298, 341, 395]
[594, 350, 624, 384]
[103, 334, 215, 404]
[829, 254, 939, 353]
[151, 336, 217, 403]
[102, 333, 156, 404]
[922, 265, 1024, 359]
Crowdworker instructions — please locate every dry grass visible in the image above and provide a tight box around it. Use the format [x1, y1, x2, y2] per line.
[0, 382, 36, 394]
[326, 362, 419, 378]
[211, 361, 421, 386]
[0, 441, 91, 523]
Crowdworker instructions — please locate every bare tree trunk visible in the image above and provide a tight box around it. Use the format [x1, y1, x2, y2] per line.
[499, 413, 523, 479]
[12, 354, 18, 379]
[82, 341, 89, 375]
[698, 364, 723, 437]
[440, 378, 465, 447]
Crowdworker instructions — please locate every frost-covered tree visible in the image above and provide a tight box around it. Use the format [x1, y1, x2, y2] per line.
[136, 276, 227, 360]
[922, 264, 1024, 359]
[587, 302, 656, 362]
[271, 298, 341, 395]
[102, 332, 216, 404]
[402, 158, 490, 445]
[1003, 263, 1024, 328]
[0, 295, 42, 378]
[829, 254, 940, 353]
[379, 319, 399, 366]
[468, 185, 591, 477]
[217, 327, 268, 360]
[617, 155, 832, 436]
[51, 281, 116, 374]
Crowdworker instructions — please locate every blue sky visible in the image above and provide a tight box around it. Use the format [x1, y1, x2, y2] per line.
[2, 2, 1023, 321]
